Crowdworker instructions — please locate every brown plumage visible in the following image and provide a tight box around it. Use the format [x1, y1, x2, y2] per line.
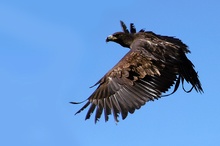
[71, 21, 203, 123]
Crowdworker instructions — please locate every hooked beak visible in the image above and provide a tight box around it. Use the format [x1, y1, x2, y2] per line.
[106, 35, 117, 42]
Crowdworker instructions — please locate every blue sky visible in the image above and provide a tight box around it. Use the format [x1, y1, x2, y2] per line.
[0, 0, 219, 146]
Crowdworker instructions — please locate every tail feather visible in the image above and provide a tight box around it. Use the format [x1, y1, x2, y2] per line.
[179, 54, 203, 93]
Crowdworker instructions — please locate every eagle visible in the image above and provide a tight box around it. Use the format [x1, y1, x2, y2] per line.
[71, 21, 203, 123]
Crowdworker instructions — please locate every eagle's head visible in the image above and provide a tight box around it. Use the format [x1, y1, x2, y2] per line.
[106, 21, 136, 48]
[106, 32, 134, 48]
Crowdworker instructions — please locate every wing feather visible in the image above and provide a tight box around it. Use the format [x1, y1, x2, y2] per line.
[75, 45, 179, 122]
[94, 100, 103, 123]
[120, 21, 129, 33]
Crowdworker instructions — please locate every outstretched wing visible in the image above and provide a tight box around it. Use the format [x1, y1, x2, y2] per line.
[74, 39, 181, 123]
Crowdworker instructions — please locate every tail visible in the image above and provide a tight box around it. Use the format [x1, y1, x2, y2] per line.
[179, 53, 203, 93]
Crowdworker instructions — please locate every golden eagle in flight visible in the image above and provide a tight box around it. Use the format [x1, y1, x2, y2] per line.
[72, 21, 203, 123]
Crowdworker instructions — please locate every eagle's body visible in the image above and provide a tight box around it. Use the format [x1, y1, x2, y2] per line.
[72, 21, 203, 123]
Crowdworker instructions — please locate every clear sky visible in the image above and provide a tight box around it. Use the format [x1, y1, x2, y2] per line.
[0, 0, 219, 146]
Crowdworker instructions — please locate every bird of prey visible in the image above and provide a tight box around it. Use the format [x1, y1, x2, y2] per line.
[71, 21, 203, 123]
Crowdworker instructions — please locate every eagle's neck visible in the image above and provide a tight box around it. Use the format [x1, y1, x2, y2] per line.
[118, 34, 134, 48]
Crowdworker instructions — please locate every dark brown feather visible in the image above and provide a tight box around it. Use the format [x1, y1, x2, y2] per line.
[120, 20, 129, 34]
[130, 23, 136, 34]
